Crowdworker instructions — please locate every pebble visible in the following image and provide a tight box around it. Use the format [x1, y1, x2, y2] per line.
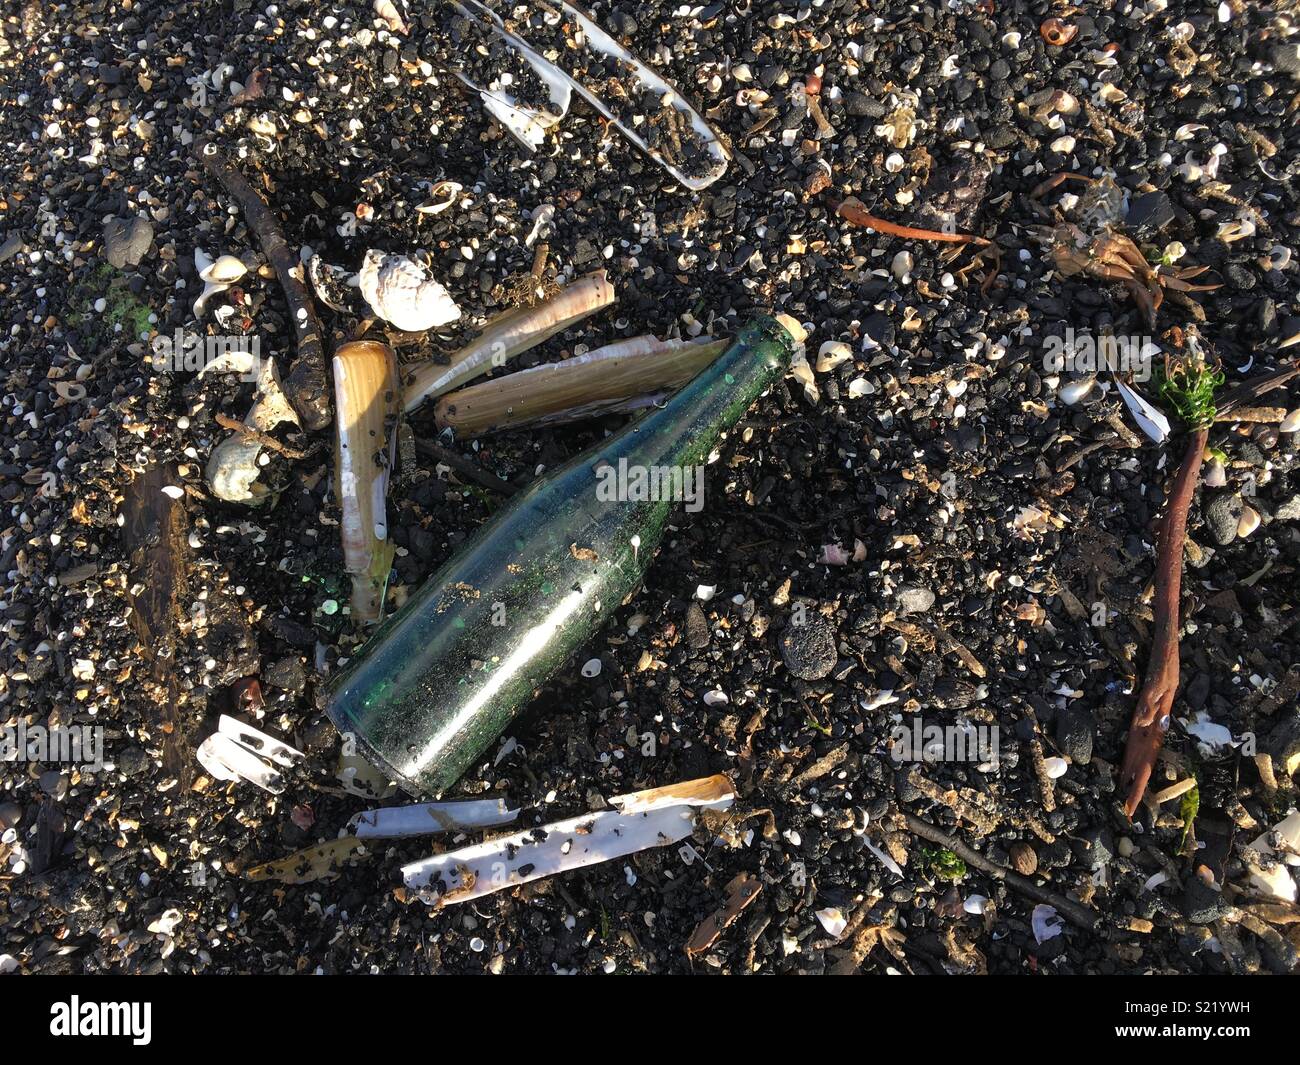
[779, 616, 838, 681]
[102, 216, 154, 269]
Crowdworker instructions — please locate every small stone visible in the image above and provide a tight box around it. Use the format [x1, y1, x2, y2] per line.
[263, 656, 307, 693]
[685, 601, 710, 649]
[1204, 493, 1240, 546]
[895, 585, 935, 615]
[103, 216, 153, 269]
[1053, 705, 1094, 765]
[779, 616, 838, 681]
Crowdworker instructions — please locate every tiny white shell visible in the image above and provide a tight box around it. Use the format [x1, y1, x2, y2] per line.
[884, 152, 905, 173]
[815, 907, 847, 938]
[816, 341, 853, 373]
[1237, 505, 1260, 538]
[1043, 756, 1069, 779]
[581, 658, 603, 678]
[703, 690, 729, 707]
[847, 377, 874, 399]
[1203, 458, 1227, 487]
[1058, 376, 1096, 406]
[1279, 408, 1300, 433]
[1050, 135, 1076, 154]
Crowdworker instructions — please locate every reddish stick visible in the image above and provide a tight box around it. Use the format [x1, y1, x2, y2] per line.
[1119, 426, 1208, 817]
[836, 197, 987, 244]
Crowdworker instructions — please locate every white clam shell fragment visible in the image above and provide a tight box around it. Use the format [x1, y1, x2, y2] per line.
[202, 254, 247, 285]
[1203, 457, 1227, 487]
[1279, 408, 1300, 433]
[358, 250, 461, 332]
[1057, 376, 1096, 406]
[815, 341, 854, 373]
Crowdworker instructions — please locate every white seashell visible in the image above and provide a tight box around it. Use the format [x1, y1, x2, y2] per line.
[1098, 83, 1126, 103]
[415, 180, 463, 216]
[1203, 457, 1227, 486]
[963, 894, 988, 915]
[1054, 92, 1079, 115]
[1237, 505, 1260, 538]
[1050, 135, 1076, 154]
[1002, 30, 1021, 48]
[732, 63, 752, 83]
[1058, 376, 1096, 405]
[816, 908, 847, 938]
[816, 341, 853, 373]
[581, 658, 603, 678]
[847, 377, 874, 399]
[1264, 246, 1292, 272]
[247, 113, 278, 137]
[703, 690, 729, 707]
[695, 584, 716, 601]
[201, 254, 247, 285]
[946, 378, 967, 398]
[1279, 408, 1300, 433]
[1175, 123, 1207, 141]
[891, 249, 913, 281]
[1043, 756, 1068, 779]
[884, 152, 905, 173]
[358, 250, 461, 332]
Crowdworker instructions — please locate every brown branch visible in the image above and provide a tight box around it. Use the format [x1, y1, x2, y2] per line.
[195, 137, 331, 431]
[214, 413, 308, 459]
[835, 196, 988, 245]
[903, 814, 1100, 931]
[414, 439, 517, 495]
[1120, 426, 1208, 817]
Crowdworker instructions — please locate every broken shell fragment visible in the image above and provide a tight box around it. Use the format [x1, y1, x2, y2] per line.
[1278, 408, 1300, 433]
[202, 254, 248, 285]
[1237, 505, 1260, 538]
[1040, 18, 1078, 46]
[1057, 375, 1096, 406]
[206, 357, 300, 504]
[415, 180, 464, 216]
[1203, 456, 1227, 487]
[333, 341, 400, 623]
[815, 341, 854, 373]
[358, 250, 461, 332]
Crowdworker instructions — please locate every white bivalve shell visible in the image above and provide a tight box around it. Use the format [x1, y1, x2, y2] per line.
[358, 251, 461, 332]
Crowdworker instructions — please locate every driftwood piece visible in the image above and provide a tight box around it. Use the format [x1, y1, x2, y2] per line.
[196, 137, 331, 430]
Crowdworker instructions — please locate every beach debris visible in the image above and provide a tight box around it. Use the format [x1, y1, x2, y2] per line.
[685, 873, 763, 956]
[205, 356, 301, 504]
[196, 715, 304, 795]
[358, 251, 461, 332]
[197, 137, 331, 429]
[1114, 377, 1171, 444]
[1031, 904, 1065, 943]
[192, 249, 247, 317]
[1243, 811, 1300, 903]
[402, 269, 615, 411]
[350, 797, 518, 838]
[332, 340, 399, 622]
[455, 0, 727, 189]
[433, 334, 726, 436]
[1119, 342, 1223, 815]
[401, 774, 735, 906]
[245, 835, 366, 884]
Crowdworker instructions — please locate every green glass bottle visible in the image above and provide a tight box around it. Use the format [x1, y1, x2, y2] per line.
[325, 315, 803, 796]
